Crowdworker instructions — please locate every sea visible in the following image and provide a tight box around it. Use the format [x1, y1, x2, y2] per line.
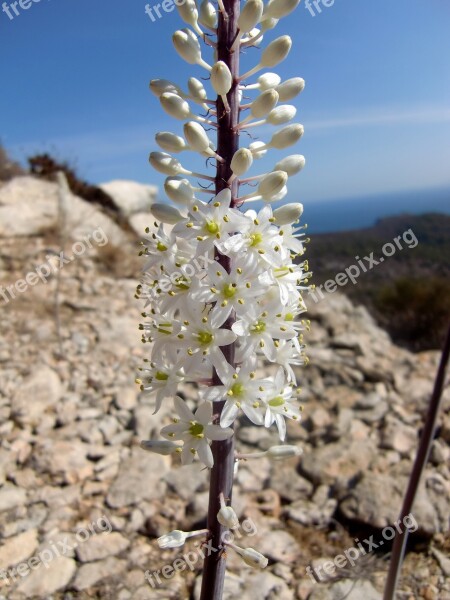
[302, 187, 450, 234]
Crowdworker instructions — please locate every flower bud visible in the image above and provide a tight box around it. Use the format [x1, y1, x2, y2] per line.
[266, 104, 297, 125]
[177, 0, 200, 30]
[188, 77, 207, 102]
[274, 154, 305, 176]
[172, 28, 202, 65]
[211, 61, 233, 95]
[237, 546, 269, 568]
[249, 141, 267, 159]
[150, 79, 183, 98]
[269, 124, 304, 149]
[155, 132, 188, 153]
[276, 77, 305, 101]
[251, 89, 279, 118]
[150, 203, 185, 224]
[241, 27, 263, 47]
[257, 72, 281, 90]
[260, 16, 279, 31]
[140, 440, 181, 455]
[149, 152, 184, 176]
[258, 170, 288, 201]
[183, 121, 211, 153]
[164, 176, 195, 205]
[160, 92, 191, 120]
[265, 0, 300, 19]
[272, 204, 304, 225]
[231, 148, 253, 176]
[260, 35, 292, 67]
[199, 0, 217, 29]
[238, 0, 264, 32]
[271, 185, 287, 202]
[217, 506, 240, 529]
[157, 528, 208, 549]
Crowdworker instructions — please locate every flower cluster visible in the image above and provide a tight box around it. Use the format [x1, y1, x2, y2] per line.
[137, 0, 311, 476]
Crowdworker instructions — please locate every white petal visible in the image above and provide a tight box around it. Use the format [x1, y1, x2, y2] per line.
[174, 396, 196, 421]
[220, 401, 239, 427]
[275, 414, 287, 441]
[205, 424, 234, 440]
[181, 444, 195, 465]
[195, 402, 213, 425]
[197, 441, 214, 468]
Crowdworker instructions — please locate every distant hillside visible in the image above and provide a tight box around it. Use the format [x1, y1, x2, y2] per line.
[307, 213, 450, 351]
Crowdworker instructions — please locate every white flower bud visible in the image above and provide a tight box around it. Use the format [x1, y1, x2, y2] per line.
[269, 124, 304, 149]
[258, 170, 288, 200]
[140, 440, 181, 455]
[251, 89, 279, 118]
[274, 154, 305, 176]
[271, 185, 287, 202]
[265, 0, 300, 19]
[150, 79, 183, 98]
[155, 132, 188, 153]
[260, 16, 279, 31]
[249, 141, 267, 159]
[238, 0, 264, 33]
[257, 72, 281, 90]
[160, 92, 191, 120]
[211, 61, 233, 95]
[172, 28, 202, 65]
[149, 152, 184, 176]
[266, 104, 297, 125]
[241, 27, 263, 47]
[272, 204, 304, 225]
[276, 77, 305, 101]
[188, 77, 207, 102]
[177, 0, 200, 31]
[217, 506, 240, 529]
[231, 148, 253, 176]
[260, 35, 292, 67]
[150, 203, 185, 224]
[199, 0, 217, 29]
[164, 176, 195, 205]
[183, 121, 211, 153]
[157, 528, 208, 549]
[238, 547, 269, 568]
[267, 445, 303, 460]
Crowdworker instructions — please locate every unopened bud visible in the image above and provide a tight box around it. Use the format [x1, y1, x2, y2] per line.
[238, 0, 264, 32]
[160, 92, 191, 120]
[257, 72, 281, 90]
[217, 506, 240, 529]
[273, 204, 304, 224]
[267, 444, 303, 460]
[149, 152, 184, 176]
[150, 203, 185, 224]
[231, 148, 253, 176]
[251, 89, 279, 118]
[156, 131, 188, 153]
[157, 528, 208, 549]
[172, 28, 202, 65]
[258, 170, 288, 200]
[266, 104, 297, 125]
[188, 77, 207, 102]
[276, 77, 305, 101]
[260, 16, 279, 31]
[274, 154, 305, 176]
[231, 545, 269, 568]
[177, 0, 200, 31]
[265, 0, 300, 19]
[260, 35, 292, 67]
[164, 176, 195, 205]
[269, 124, 304, 149]
[199, 0, 217, 29]
[211, 61, 233, 95]
[150, 79, 183, 98]
[184, 121, 211, 153]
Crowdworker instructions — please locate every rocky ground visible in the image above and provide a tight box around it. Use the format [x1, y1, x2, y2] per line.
[0, 176, 449, 600]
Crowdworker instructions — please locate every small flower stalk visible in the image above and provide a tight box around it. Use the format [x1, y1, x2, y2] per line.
[138, 0, 309, 597]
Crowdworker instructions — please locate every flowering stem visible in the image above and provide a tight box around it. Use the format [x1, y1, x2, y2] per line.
[200, 1, 240, 598]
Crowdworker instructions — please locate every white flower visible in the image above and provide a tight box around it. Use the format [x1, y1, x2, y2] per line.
[140, 440, 182, 455]
[161, 397, 233, 468]
[263, 368, 302, 441]
[137, 350, 184, 413]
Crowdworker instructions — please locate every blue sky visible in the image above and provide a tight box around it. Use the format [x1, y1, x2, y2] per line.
[1, 0, 449, 208]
